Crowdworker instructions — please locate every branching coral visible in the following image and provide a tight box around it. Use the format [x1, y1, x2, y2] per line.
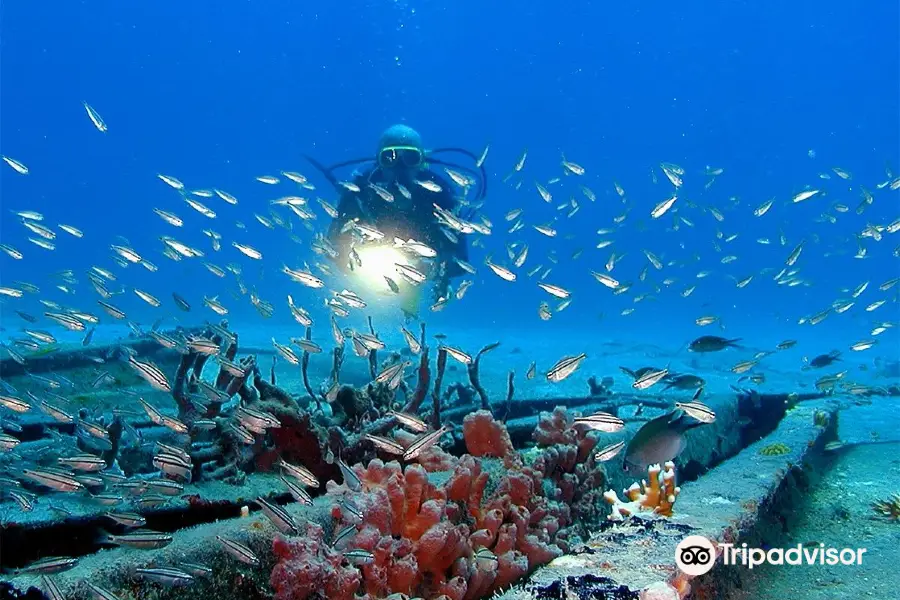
[604, 461, 680, 521]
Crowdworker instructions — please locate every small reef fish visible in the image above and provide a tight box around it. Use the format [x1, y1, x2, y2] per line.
[546, 353, 586, 382]
[83, 102, 107, 131]
[403, 426, 449, 461]
[216, 536, 259, 566]
[688, 336, 741, 352]
[96, 530, 173, 549]
[624, 410, 709, 472]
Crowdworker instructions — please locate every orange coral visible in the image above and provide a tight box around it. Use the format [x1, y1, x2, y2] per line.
[274, 412, 600, 600]
[463, 409, 517, 462]
[604, 461, 680, 520]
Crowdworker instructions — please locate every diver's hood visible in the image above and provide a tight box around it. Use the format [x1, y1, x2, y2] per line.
[304, 147, 488, 209]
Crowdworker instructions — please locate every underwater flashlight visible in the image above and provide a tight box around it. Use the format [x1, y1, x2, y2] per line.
[351, 244, 415, 294]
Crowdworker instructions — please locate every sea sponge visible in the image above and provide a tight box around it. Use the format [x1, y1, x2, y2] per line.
[463, 410, 516, 461]
[270, 522, 362, 600]
[604, 461, 680, 520]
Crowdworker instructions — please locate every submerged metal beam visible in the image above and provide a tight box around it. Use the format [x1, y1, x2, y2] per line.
[501, 399, 839, 599]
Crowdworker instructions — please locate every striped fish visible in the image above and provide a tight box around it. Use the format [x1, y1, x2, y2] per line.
[364, 434, 404, 455]
[152, 453, 192, 481]
[337, 458, 361, 492]
[0, 394, 31, 413]
[139, 398, 164, 424]
[159, 415, 188, 435]
[40, 576, 65, 600]
[128, 355, 171, 392]
[331, 524, 358, 548]
[573, 412, 625, 433]
[402, 426, 449, 461]
[154, 442, 190, 464]
[674, 401, 716, 424]
[97, 300, 126, 319]
[216, 536, 259, 566]
[633, 367, 669, 391]
[13, 556, 79, 575]
[344, 549, 375, 565]
[97, 530, 173, 549]
[20, 468, 84, 493]
[278, 459, 319, 488]
[134, 567, 194, 587]
[57, 453, 107, 472]
[9, 489, 35, 511]
[0, 433, 21, 451]
[145, 479, 185, 496]
[255, 496, 299, 535]
[44, 312, 86, 331]
[178, 562, 213, 578]
[84, 582, 122, 600]
[227, 422, 255, 444]
[149, 330, 181, 350]
[172, 292, 191, 312]
[594, 440, 626, 462]
[281, 476, 313, 505]
[104, 511, 147, 528]
[387, 410, 428, 433]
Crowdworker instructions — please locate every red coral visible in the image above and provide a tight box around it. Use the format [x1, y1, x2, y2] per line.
[533, 406, 576, 447]
[270, 522, 361, 600]
[463, 410, 516, 461]
[271, 411, 609, 600]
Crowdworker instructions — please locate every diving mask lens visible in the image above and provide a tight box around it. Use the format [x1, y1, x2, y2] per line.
[379, 146, 423, 168]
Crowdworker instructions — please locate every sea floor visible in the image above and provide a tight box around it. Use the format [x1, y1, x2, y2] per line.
[732, 441, 900, 600]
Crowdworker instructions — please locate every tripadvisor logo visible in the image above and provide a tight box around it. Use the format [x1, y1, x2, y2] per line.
[675, 535, 868, 575]
[675, 536, 717, 576]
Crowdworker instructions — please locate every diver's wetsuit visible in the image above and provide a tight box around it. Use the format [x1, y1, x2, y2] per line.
[326, 166, 469, 292]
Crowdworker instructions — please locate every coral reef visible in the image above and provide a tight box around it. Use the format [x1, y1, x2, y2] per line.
[268, 411, 617, 600]
[603, 461, 680, 521]
[462, 410, 516, 462]
[0, 314, 682, 600]
[529, 407, 609, 528]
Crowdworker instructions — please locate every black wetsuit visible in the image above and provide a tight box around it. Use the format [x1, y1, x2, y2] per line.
[326, 166, 469, 293]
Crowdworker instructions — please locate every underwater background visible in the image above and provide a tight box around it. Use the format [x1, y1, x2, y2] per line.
[0, 1, 898, 600]
[3, 1, 898, 333]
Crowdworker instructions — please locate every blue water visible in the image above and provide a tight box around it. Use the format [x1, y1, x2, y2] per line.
[1, 5, 899, 598]
[1, 1, 898, 352]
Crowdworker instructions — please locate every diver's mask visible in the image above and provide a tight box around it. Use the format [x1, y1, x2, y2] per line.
[377, 145, 424, 170]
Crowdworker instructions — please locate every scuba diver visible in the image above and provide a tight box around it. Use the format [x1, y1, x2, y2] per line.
[306, 124, 486, 314]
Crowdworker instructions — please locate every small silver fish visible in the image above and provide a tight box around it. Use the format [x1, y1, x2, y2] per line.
[216, 536, 259, 566]
[403, 426, 449, 461]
